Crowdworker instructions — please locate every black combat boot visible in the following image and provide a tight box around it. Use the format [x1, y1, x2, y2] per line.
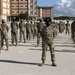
[15, 42, 18, 46]
[1, 47, 3, 50]
[52, 62, 57, 67]
[35, 43, 39, 47]
[39, 60, 45, 66]
[35, 44, 39, 47]
[6, 46, 8, 51]
[24, 40, 26, 43]
[11, 42, 14, 46]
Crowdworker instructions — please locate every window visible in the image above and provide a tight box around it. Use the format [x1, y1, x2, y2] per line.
[12, 6, 14, 7]
[21, 11, 23, 13]
[16, 11, 18, 13]
[12, 11, 14, 13]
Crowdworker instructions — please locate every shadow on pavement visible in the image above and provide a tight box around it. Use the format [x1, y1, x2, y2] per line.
[0, 60, 39, 65]
[29, 48, 75, 53]
[18, 44, 36, 47]
[55, 49, 75, 53]
[29, 48, 42, 51]
[9, 44, 36, 47]
[0, 60, 51, 66]
[55, 45, 75, 47]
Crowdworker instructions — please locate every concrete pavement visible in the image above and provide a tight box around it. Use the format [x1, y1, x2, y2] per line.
[0, 30, 75, 75]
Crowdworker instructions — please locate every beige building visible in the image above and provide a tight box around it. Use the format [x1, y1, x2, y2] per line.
[10, 0, 37, 20]
[28, 0, 37, 20]
[37, 6, 54, 20]
[0, 0, 10, 21]
[0, 0, 54, 21]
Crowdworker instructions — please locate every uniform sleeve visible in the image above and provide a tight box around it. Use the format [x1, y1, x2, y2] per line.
[24, 23, 26, 28]
[16, 22, 18, 30]
[11, 22, 12, 29]
[52, 27, 56, 38]
[19, 23, 20, 29]
[40, 26, 45, 37]
[7, 25, 9, 32]
[0, 25, 2, 31]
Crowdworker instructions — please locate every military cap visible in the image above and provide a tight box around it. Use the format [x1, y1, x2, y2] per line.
[2, 19, 5, 22]
[67, 20, 69, 22]
[27, 20, 29, 22]
[44, 18, 51, 23]
[21, 19, 23, 21]
[12, 17, 16, 20]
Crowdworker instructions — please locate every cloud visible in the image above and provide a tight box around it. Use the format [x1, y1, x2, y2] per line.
[54, 0, 75, 17]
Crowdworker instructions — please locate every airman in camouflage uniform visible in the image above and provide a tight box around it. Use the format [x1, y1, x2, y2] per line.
[30, 21, 35, 39]
[1, 19, 9, 50]
[34, 22, 37, 39]
[58, 21, 65, 33]
[11, 18, 18, 46]
[65, 20, 70, 35]
[71, 20, 75, 43]
[39, 20, 57, 67]
[51, 22, 58, 38]
[19, 19, 26, 43]
[36, 20, 44, 47]
[0, 23, 2, 52]
[26, 21, 31, 40]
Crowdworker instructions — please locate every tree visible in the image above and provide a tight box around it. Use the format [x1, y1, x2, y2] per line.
[19, 12, 28, 20]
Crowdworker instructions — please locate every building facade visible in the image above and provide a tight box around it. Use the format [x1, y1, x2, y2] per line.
[0, 0, 10, 21]
[28, 0, 37, 20]
[37, 6, 54, 20]
[10, 0, 37, 20]
[0, 0, 54, 21]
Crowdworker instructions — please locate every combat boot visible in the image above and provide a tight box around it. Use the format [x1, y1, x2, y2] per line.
[24, 40, 26, 43]
[15, 44, 18, 46]
[11, 42, 14, 46]
[0, 51, 1, 54]
[52, 62, 57, 67]
[0, 47, 1, 50]
[39, 61, 45, 66]
[35, 44, 39, 47]
[1, 47, 3, 50]
[6, 46, 8, 51]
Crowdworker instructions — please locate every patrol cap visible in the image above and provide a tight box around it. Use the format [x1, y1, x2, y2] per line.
[27, 20, 29, 22]
[44, 18, 51, 23]
[2, 19, 5, 22]
[21, 19, 23, 21]
[39, 19, 42, 22]
[12, 17, 16, 20]
[67, 20, 69, 22]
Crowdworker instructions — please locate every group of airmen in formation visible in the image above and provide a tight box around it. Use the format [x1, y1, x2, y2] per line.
[0, 17, 75, 67]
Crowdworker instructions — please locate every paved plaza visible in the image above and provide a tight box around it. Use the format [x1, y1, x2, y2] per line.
[0, 24, 75, 75]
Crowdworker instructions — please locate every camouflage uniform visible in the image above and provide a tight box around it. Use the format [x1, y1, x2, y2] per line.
[11, 19, 18, 46]
[36, 20, 44, 46]
[40, 22, 56, 67]
[30, 22, 35, 39]
[65, 21, 70, 35]
[0, 24, 2, 51]
[51, 22, 58, 38]
[1, 20, 9, 50]
[19, 19, 26, 43]
[34, 22, 37, 38]
[26, 21, 31, 40]
[58, 21, 65, 33]
[71, 20, 75, 43]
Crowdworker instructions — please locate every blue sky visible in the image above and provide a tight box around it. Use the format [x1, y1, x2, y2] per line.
[37, 0, 75, 16]
[37, 0, 57, 6]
